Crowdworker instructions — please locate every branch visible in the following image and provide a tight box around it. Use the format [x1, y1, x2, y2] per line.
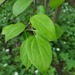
[66, 0, 75, 8]
[52, 0, 75, 23]
[52, 5, 62, 23]
[45, 0, 50, 11]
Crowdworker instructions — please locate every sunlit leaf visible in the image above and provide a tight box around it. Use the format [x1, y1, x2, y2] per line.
[2, 22, 25, 42]
[13, 0, 32, 16]
[20, 40, 31, 69]
[49, 0, 64, 9]
[55, 24, 63, 39]
[30, 14, 57, 41]
[26, 35, 52, 74]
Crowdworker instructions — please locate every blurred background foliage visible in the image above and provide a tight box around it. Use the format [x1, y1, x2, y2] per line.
[0, 0, 75, 75]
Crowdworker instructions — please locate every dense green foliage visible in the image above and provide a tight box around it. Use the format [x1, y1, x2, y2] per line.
[0, 0, 75, 75]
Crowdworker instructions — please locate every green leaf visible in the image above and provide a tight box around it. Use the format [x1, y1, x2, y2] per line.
[30, 14, 57, 41]
[0, 0, 5, 5]
[26, 35, 52, 74]
[13, 0, 32, 16]
[37, 5, 46, 14]
[49, 0, 64, 9]
[48, 66, 56, 75]
[55, 24, 63, 39]
[2, 22, 25, 42]
[20, 40, 31, 69]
